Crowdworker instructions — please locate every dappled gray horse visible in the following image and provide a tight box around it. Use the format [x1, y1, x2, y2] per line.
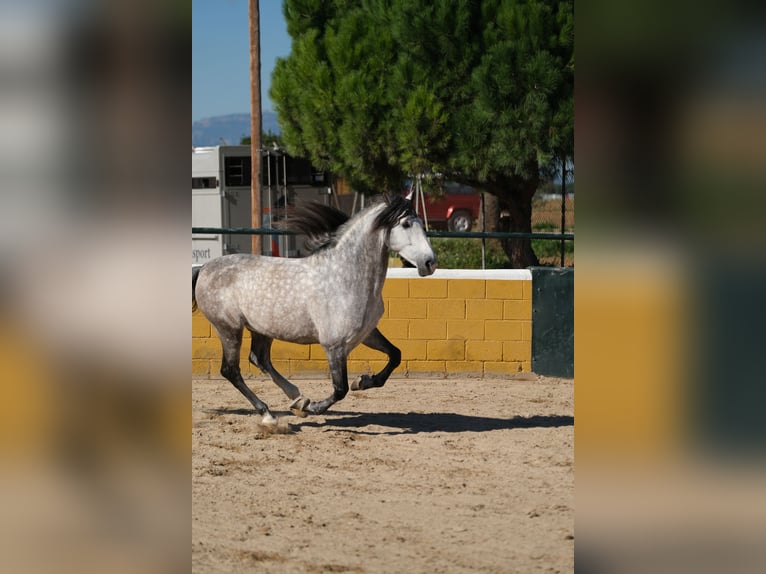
[193, 196, 436, 426]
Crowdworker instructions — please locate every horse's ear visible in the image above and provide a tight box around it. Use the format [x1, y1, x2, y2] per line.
[383, 194, 392, 206]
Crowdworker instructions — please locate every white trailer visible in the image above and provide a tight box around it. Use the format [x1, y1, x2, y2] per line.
[192, 145, 337, 265]
[192, 145, 259, 264]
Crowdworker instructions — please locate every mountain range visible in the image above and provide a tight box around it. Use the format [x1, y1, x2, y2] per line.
[192, 111, 281, 147]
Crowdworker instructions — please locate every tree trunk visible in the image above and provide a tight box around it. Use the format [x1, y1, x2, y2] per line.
[489, 178, 539, 269]
[480, 192, 499, 232]
[479, 191, 505, 262]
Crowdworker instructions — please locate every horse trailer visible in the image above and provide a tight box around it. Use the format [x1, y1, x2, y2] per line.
[192, 145, 334, 265]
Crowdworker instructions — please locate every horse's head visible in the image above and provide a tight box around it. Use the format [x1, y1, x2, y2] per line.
[387, 209, 437, 277]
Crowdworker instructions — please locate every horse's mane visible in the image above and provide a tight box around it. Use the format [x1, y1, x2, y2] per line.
[372, 195, 418, 231]
[278, 195, 417, 254]
[277, 201, 350, 252]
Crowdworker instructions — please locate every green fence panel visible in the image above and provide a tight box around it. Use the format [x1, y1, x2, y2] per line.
[531, 267, 574, 378]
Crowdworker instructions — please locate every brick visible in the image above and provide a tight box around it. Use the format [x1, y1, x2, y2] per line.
[503, 340, 531, 362]
[522, 280, 532, 300]
[448, 279, 485, 299]
[368, 360, 391, 373]
[192, 316, 211, 337]
[466, 300, 503, 320]
[347, 360, 371, 374]
[447, 319, 484, 340]
[272, 341, 310, 360]
[465, 340, 503, 361]
[192, 359, 210, 376]
[485, 361, 524, 375]
[409, 278, 448, 298]
[388, 299, 428, 319]
[427, 340, 465, 360]
[504, 298, 532, 320]
[290, 359, 329, 373]
[486, 280, 524, 300]
[271, 360, 291, 376]
[192, 338, 221, 359]
[239, 359, 255, 375]
[407, 360, 446, 373]
[409, 319, 447, 340]
[445, 360, 484, 373]
[521, 321, 532, 341]
[427, 299, 465, 319]
[309, 344, 326, 360]
[485, 320, 523, 341]
[393, 339, 427, 360]
[240, 334, 252, 355]
[382, 279, 409, 298]
[349, 344, 388, 360]
[376, 319, 409, 340]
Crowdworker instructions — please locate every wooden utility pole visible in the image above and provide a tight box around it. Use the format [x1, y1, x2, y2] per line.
[249, 0, 262, 254]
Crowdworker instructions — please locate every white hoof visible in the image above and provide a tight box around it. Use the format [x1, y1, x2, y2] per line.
[260, 412, 278, 426]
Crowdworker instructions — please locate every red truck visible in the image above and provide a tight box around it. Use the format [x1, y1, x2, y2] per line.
[404, 181, 481, 232]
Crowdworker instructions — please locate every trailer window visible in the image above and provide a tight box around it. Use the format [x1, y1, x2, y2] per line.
[224, 156, 251, 187]
[192, 177, 218, 189]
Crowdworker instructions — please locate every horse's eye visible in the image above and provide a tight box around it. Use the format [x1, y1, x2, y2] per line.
[402, 220, 411, 229]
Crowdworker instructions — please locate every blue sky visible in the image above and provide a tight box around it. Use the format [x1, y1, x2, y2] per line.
[192, 1, 291, 122]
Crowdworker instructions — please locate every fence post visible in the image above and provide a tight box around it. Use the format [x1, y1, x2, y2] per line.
[560, 161, 567, 267]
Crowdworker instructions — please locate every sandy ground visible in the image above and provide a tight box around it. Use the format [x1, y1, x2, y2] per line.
[192, 375, 573, 573]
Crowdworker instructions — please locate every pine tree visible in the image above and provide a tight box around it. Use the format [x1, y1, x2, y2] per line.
[272, 0, 573, 267]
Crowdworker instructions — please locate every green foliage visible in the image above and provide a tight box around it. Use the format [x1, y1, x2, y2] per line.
[273, 0, 573, 192]
[429, 237, 509, 270]
[273, 0, 573, 267]
[532, 238, 574, 258]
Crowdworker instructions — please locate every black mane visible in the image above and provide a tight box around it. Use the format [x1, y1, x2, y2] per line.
[278, 195, 417, 254]
[277, 201, 350, 252]
[372, 195, 418, 231]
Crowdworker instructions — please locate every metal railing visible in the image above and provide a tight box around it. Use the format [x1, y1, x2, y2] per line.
[193, 226, 574, 268]
[192, 227, 574, 241]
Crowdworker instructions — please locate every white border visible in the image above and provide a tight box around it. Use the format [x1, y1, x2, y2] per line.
[386, 268, 532, 280]
[193, 263, 532, 281]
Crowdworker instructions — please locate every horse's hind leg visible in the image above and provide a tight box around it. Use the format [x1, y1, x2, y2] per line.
[351, 328, 401, 391]
[248, 332, 310, 416]
[292, 344, 348, 416]
[216, 327, 277, 425]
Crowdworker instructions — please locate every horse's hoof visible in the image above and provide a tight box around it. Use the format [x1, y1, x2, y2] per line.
[351, 375, 371, 391]
[289, 396, 310, 417]
[260, 412, 278, 427]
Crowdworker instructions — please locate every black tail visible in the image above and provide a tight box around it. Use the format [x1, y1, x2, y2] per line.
[192, 266, 201, 312]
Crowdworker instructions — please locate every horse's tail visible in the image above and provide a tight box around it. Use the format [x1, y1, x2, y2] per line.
[192, 265, 201, 312]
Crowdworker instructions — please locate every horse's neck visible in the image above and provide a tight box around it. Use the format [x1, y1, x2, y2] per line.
[331, 210, 389, 290]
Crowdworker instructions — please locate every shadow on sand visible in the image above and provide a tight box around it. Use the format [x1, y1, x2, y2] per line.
[205, 408, 573, 435]
[297, 411, 573, 435]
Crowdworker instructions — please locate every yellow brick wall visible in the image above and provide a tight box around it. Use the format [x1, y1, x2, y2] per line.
[192, 271, 532, 378]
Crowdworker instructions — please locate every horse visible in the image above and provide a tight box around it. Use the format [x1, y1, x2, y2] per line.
[192, 196, 436, 426]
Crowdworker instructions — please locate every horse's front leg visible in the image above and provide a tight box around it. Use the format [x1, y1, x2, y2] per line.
[290, 345, 348, 416]
[351, 328, 401, 391]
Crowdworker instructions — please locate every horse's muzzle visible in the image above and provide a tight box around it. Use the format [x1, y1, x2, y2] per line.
[419, 258, 437, 277]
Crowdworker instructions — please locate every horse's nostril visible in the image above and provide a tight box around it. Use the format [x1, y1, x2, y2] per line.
[426, 259, 436, 271]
